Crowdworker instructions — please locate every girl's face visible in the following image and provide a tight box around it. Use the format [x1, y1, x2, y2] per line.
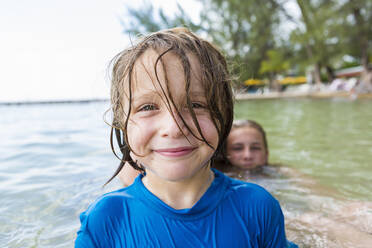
[125, 49, 218, 183]
[226, 127, 268, 170]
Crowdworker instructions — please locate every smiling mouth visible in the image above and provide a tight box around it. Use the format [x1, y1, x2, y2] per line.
[154, 147, 196, 157]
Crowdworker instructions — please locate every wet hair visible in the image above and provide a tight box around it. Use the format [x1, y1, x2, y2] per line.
[231, 120, 268, 152]
[105, 27, 234, 184]
[213, 119, 268, 172]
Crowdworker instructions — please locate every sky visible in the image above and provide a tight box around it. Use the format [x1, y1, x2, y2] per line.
[0, 0, 201, 102]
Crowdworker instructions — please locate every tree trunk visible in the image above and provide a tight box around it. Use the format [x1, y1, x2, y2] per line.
[314, 62, 322, 86]
[352, 6, 369, 73]
[326, 65, 335, 82]
[305, 45, 322, 86]
[361, 45, 369, 73]
[268, 72, 281, 92]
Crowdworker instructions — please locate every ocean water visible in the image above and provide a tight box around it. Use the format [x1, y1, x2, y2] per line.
[235, 98, 372, 247]
[0, 102, 120, 247]
[1, 99, 372, 247]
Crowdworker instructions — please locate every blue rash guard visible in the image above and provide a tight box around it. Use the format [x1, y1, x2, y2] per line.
[75, 169, 297, 247]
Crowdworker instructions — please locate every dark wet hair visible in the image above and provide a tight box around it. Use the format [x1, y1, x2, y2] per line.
[105, 27, 234, 184]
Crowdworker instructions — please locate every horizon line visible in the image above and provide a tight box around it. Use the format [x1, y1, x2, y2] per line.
[0, 98, 109, 106]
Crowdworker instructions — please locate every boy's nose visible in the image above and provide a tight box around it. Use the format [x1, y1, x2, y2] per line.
[160, 110, 189, 138]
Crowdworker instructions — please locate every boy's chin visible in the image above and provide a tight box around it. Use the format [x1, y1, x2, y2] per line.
[147, 165, 208, 183]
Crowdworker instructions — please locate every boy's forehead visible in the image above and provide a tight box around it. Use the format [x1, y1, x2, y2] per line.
[132, 49, 164, 87]
[135, 49, 160, 71]
[131, 49, 203, 92]
[134, 48, 201, 74]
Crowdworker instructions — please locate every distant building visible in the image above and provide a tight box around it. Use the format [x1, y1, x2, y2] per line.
[335, 66, 363, 78]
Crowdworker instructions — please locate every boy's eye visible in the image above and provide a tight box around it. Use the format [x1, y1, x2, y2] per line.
[139, 104, 157, 111]
[191, 102, 204, 109]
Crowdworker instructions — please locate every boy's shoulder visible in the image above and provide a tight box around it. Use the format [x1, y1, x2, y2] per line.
[80, 183, 140, 222]
[76, 186, 141, 246]
[223, 175, 280, 207]
[228, 176, 269, 192]
[87, 184, 138, 212]
[78, 184, 142, 232]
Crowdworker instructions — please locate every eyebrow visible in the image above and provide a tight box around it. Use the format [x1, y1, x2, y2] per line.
[188, 91, 206, 98]
[251, 142, 262, 145]
[232, 141, 262, 146]
[132, 90, 205, 102]
[131, 91, 162, 104]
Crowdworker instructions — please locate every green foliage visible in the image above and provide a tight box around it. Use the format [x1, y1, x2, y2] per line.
[260, 50, 290, 75]
[120, 0, 371, 85]
[290, 1, 340, 71]
[122, 2, 200, 35]
[337, 0, 372, 68]
[198, 0, 284, 80]
[121, 0, 285, 83]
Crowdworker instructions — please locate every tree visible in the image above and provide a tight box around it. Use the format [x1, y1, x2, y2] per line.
[289, 0, 342, 85]
[338, 0, 372, 72]
[121, 0, 371, 89]
[121, 0, 285, 87]
[122, 2, 201, 35]
[260, 49, 290, 89]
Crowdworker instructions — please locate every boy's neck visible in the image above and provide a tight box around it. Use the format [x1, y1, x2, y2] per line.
[142, 167, 214, 210]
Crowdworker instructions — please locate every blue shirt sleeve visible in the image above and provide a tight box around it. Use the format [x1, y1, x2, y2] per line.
[260, 192, 298, 248]
[287, 240, 299, 248]
[238, 182, 295, 248]
[75, 193, 132, 248]
[260, 194, 288, 247]
[75, 211, 98, 248]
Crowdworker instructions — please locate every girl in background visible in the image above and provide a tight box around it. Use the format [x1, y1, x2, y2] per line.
[223, 119, 269, 172]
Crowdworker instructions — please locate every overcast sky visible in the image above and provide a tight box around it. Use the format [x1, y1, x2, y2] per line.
[0, 0, 201, 102]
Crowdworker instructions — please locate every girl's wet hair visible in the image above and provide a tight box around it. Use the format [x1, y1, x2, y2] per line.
[105, 27, 234, 185]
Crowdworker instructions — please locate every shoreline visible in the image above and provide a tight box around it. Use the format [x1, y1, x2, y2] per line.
[235, 91, 372, 100]
[1, 91, 372, 105]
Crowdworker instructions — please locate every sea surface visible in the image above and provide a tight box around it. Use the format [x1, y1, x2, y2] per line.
[1, 98, 371, 247]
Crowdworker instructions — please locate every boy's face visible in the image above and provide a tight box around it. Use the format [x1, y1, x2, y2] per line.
[124, 49, 218, 183]
[227, 127, 268, 170]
